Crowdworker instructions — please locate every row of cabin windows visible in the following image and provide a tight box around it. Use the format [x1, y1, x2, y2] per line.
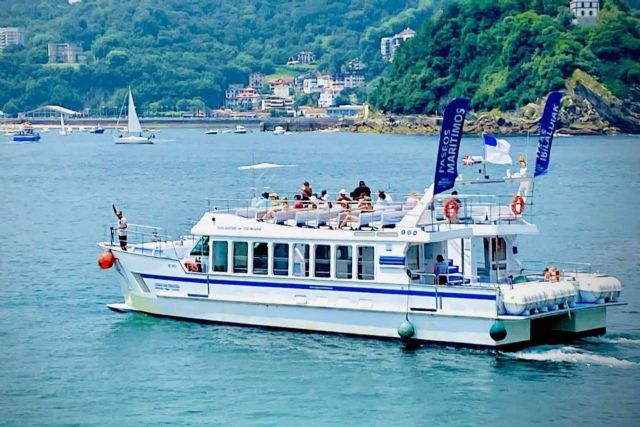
[193, 238, 375, 280]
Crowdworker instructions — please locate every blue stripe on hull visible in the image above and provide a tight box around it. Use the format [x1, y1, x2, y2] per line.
[139, 273, 496, 301]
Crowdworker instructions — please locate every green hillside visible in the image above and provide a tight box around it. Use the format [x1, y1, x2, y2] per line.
[0, 0, 438, 114]
[369, 0, 640, 114]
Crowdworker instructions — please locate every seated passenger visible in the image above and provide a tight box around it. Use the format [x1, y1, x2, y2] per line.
[339, 207, 359, 229]
[336, 189, 352, 209]
[255, 192, 270, 209]
[358, 196, 374, 212]
[293, 194, 304, 209]
[319, 190, 332, 208]
[262, 197, 288, 220]
[352, 180, 371, 200]
[300, 181, 313, 199]
[375, 190, 393, 210]
[405, 191, 420, 209]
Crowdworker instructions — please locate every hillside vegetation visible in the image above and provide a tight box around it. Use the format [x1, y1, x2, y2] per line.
[0, 0, 437, 114]
[369, 0, 640, 114]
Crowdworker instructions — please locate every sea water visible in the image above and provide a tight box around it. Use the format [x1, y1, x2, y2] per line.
[0, 130, 638, 426]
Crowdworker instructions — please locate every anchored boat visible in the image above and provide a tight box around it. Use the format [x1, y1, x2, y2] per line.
[98, 94, 623, 349]
[114, 88, 153, 144]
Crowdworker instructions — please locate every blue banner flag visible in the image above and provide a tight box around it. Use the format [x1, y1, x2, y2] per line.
[433, 98, 470, 195]
[535, 92, 563, 177]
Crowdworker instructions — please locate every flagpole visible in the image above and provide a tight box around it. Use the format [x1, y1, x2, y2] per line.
[482, 134, 488, 179]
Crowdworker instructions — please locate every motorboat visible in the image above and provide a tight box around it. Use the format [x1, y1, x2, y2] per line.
[98, 94, 623, 349]
[12, 123, 40, 142]
[89, 125, 105, 134]
[205, 129, 219, 135]
[233, 125, 247, 134]
[273, 126, 286, 135]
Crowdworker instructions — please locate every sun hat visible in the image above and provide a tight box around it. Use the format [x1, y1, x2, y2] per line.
[339, 189, 347, 195]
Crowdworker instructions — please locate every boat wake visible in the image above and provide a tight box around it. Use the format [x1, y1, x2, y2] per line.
[500, 346, 637, 367]
[582, 336, 640, 345]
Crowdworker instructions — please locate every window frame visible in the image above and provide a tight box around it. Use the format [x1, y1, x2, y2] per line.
[357, 245, 375, 281]
[233, 241, 249, 274]
[334, 244, 353, 280]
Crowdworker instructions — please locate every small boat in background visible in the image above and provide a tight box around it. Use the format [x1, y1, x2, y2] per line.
[89, 125, 105, 134]
[115, 88, 153, 144]
[234, 125, 247, 134]
[205, 129, 219, 135]
[12, 123, 40, 142]
[273, 126, 286, 135]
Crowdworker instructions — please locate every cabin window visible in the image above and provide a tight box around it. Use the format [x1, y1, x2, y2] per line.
[293, 243, 310, 277]
[233, 242, 248, 273]
[314, 245, 331, 278]
[273, 243, 289, 276]
[212, 241, 228, 272]
[406, 244, 420, 270]
[190, 236, 209, 257]
[358, 246, 375, 280]
[252, 242, 269, 275]
[335, 245, 353, 279]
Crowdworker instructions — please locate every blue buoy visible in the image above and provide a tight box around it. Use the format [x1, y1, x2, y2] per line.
[489, 321, 507, 341]
[397, 320, 415, 340]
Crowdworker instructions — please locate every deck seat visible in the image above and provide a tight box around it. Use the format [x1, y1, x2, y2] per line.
[273, 209, 297, 225]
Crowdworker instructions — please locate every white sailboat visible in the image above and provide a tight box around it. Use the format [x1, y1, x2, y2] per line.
[59, 114, 67, 136]
[115, 88, 153, 144]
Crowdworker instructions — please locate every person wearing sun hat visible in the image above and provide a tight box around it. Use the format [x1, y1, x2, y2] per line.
[336, 188, 352, 209]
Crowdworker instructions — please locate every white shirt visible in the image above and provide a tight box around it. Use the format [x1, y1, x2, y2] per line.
[117, 216, 127, 236]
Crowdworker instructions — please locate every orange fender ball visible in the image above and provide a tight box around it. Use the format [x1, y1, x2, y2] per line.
[98, 251, 116, 269]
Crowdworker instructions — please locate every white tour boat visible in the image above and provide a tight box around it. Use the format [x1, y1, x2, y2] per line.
[234, 125, 247, 134]
[98, 94, 623, 349]
[114, 88, 153, 144]
[273, 126, 286, 135]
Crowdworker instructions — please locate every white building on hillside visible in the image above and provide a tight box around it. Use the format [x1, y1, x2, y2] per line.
[570, 1, 600, 26]
[380, 27, 416, 61]
[0, 27, 25, 50]
[318, 90, 340, 108]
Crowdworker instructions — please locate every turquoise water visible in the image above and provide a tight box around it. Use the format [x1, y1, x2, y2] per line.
[1, 129, 639, 426]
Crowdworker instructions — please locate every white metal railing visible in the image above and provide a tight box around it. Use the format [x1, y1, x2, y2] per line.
[421, 193, 534, 231]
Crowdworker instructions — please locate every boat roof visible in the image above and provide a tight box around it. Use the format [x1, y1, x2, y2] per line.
[191, 212, 472, 244]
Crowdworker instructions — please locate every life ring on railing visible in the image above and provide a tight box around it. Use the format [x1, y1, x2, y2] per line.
[184, 258, 199, 272]
[511, 195, 525, 216]
[444, 199, 460, 221]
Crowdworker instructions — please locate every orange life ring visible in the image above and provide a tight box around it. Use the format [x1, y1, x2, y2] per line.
[511, 195, 525, 216]
[444, 199, 460, 221]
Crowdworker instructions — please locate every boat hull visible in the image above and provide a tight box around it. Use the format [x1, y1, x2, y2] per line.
[12, 135, 40, 142]
[102, 246, 615, 349]
[115, 136, 153, 144]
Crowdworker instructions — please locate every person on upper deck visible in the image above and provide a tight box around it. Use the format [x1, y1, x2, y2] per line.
[336, 189, 352, 209]
[358, 196, 374, 212]
[255, 192, 270, 209]
[434, 254, 449, 285]
[262, 197, 288, 220]
[375, 190, 393, 210]
[352, 180, 371, 200]
[405, 191, 420, 209]
[293, 194, 304, 209]
[300, 181, 313, 199]
[319, 190, 332, 208]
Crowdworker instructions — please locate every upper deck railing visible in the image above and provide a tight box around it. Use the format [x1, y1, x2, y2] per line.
[420, 193, 534, 230]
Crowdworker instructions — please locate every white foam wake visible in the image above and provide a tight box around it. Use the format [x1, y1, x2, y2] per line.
[583, 336, 640, 345]
[502, 346, 637, 367]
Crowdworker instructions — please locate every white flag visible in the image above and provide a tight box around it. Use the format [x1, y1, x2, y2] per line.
[484, 134, 512, 165]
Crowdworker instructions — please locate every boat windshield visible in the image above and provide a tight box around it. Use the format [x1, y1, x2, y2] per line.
[190, 236, 210, 257]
